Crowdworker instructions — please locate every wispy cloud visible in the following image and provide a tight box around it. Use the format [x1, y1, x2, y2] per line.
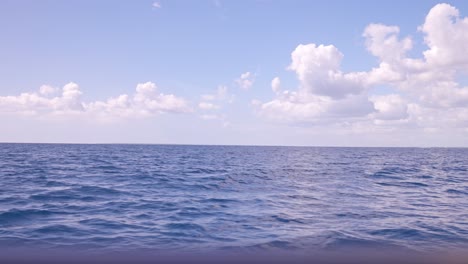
[152, 1, 161, 9]
[198, 102, 220, 110]
[235, 72, 255, 90]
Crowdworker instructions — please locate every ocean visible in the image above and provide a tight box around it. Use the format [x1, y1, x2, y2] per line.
[0, 144, 467, 262]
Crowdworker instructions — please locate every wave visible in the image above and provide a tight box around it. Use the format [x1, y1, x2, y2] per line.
[0, 144, 468, 254]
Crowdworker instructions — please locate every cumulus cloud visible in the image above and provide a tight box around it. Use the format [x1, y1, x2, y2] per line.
[363, 24, 412, 62]
[85, 81, 191, 118]
[0, 82, 190, 119]
[288, 44, 367, 99]
[370, 94, 408, 121]
[257, 3, 468, 133]
[257, 44, 372, 124]
[420, 3, 468, 68]
[271, 77, 281, 94]
[236, 72, 255, 90]
[0, 82, 84, 115]
[364, 4, 468, 108]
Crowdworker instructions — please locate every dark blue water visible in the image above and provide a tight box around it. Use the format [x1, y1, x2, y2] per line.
[0, 144, 467, 256]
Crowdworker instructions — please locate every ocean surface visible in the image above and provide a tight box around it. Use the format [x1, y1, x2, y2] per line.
[0, 143, 467, 257]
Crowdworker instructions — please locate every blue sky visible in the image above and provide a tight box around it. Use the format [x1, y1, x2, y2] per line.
[2, 0, 468, 146]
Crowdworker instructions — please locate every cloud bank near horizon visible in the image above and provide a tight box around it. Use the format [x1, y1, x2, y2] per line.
[0, 82, 190, 120]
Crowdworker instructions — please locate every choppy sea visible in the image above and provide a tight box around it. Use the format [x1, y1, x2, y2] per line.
[0, 144, 467, 262]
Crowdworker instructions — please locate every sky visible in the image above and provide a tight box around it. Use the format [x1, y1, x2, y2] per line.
[1, 0, 468, 147]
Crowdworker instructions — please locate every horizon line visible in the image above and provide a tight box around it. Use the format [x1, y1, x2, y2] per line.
[1, 141, 466, 149]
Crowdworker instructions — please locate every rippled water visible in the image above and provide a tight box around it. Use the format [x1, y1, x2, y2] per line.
[0, 144, 467, 256]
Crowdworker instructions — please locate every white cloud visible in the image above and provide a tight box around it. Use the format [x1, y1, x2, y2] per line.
[370, 94, 408, 121]
[250, 99, 262, 107]
[0, 82, 190, 119]
[420, 3, 468, 68]
[89, 81, 190, 118]
[363, 24, 412, 62]
[259, 92, 374, 123]
[0, 82, 84, 115]
[62, 82, 84, 110]
[198, 102, 220, 110]
[152, 1, 161, 8]
[288, 44, 368, 99]
[216, 85, 228, 100]
[236, 72, 255, 90]
[200, 94, 215, 101]
[198, 85, 233, 127]
[257, 44, 372, 124]
[271, 77, 281, 94]
[258, 3, 468, 134]
[363, 4, 468, 108]
[39, 85, 57, 96]
[201, 85, 228, 101]
[200, 114, 220, 120]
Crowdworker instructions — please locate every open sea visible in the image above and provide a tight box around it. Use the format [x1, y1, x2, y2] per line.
[0, 143, 467, 262]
